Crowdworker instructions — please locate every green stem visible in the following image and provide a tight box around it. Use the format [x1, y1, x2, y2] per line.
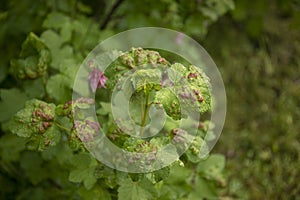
[54, 122, 70, 132]
[72, 0, 78, 20]
[42, 74, 51, 101]
[140, 92, 150, 134]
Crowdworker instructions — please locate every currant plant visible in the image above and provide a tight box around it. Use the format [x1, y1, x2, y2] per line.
[5, 44, 225, 199]
[0, 0, 232, 199]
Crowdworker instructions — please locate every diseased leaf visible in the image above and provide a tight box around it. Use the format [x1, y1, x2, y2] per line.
[186, 65, 211, 114]
[9, 99, 60, 150]
[155, 88, 181, 120]
[185, 136, 209, 163]
[154, 63, 211, 120]
[131, 69, 161, 93]
[10, 32, 50, 79]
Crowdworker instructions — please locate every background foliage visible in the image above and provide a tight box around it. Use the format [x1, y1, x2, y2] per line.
[205, 0, 300, 199]
[0, 0, 299, 199]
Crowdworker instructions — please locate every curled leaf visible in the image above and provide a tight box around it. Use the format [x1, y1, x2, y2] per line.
[11, 32, 50, 79]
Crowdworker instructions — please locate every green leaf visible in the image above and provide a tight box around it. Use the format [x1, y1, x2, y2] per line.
[68, 153, 98, 189]
[166, 164, 192, 184]
[69, 152, 93, 168]
[197, 154, 225, 174]
[185, 192, 204, 200]
[20, 151, 47, 184]
[78, 186, 112, 200]
[41, 142, 73, 166]
[43, 11, 74, 42]
[158, 183, 192, 200]
[46, 74, 72, 103]
[0, 133, 27, 162]
[69, 167, 97, 189]
[97, 102, 112, 115]
[40, 30, 63, 52]
[197, 154, 226, 186]
[41, 30, 75, 72]
[23, 78, 46, 99]
[118, 178, 158, 200]
[153, 167, 170, 182]
[157, 185, 179, 200]
[43, 12, 70, 30]
[193, 177, 218, 199]
[0, 88, 28, 122]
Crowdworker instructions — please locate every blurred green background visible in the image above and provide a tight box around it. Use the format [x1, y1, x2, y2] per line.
[206, 1, 300, 199]
[1, 0, 300, 199]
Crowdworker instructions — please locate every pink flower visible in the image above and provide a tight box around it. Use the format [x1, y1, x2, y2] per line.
[88, 68, 107, 92]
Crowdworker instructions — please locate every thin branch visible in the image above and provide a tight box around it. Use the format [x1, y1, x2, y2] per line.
[100, 0, 125, 30]
[72, 0, 78, 20]
[140, 92, 151, 135]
